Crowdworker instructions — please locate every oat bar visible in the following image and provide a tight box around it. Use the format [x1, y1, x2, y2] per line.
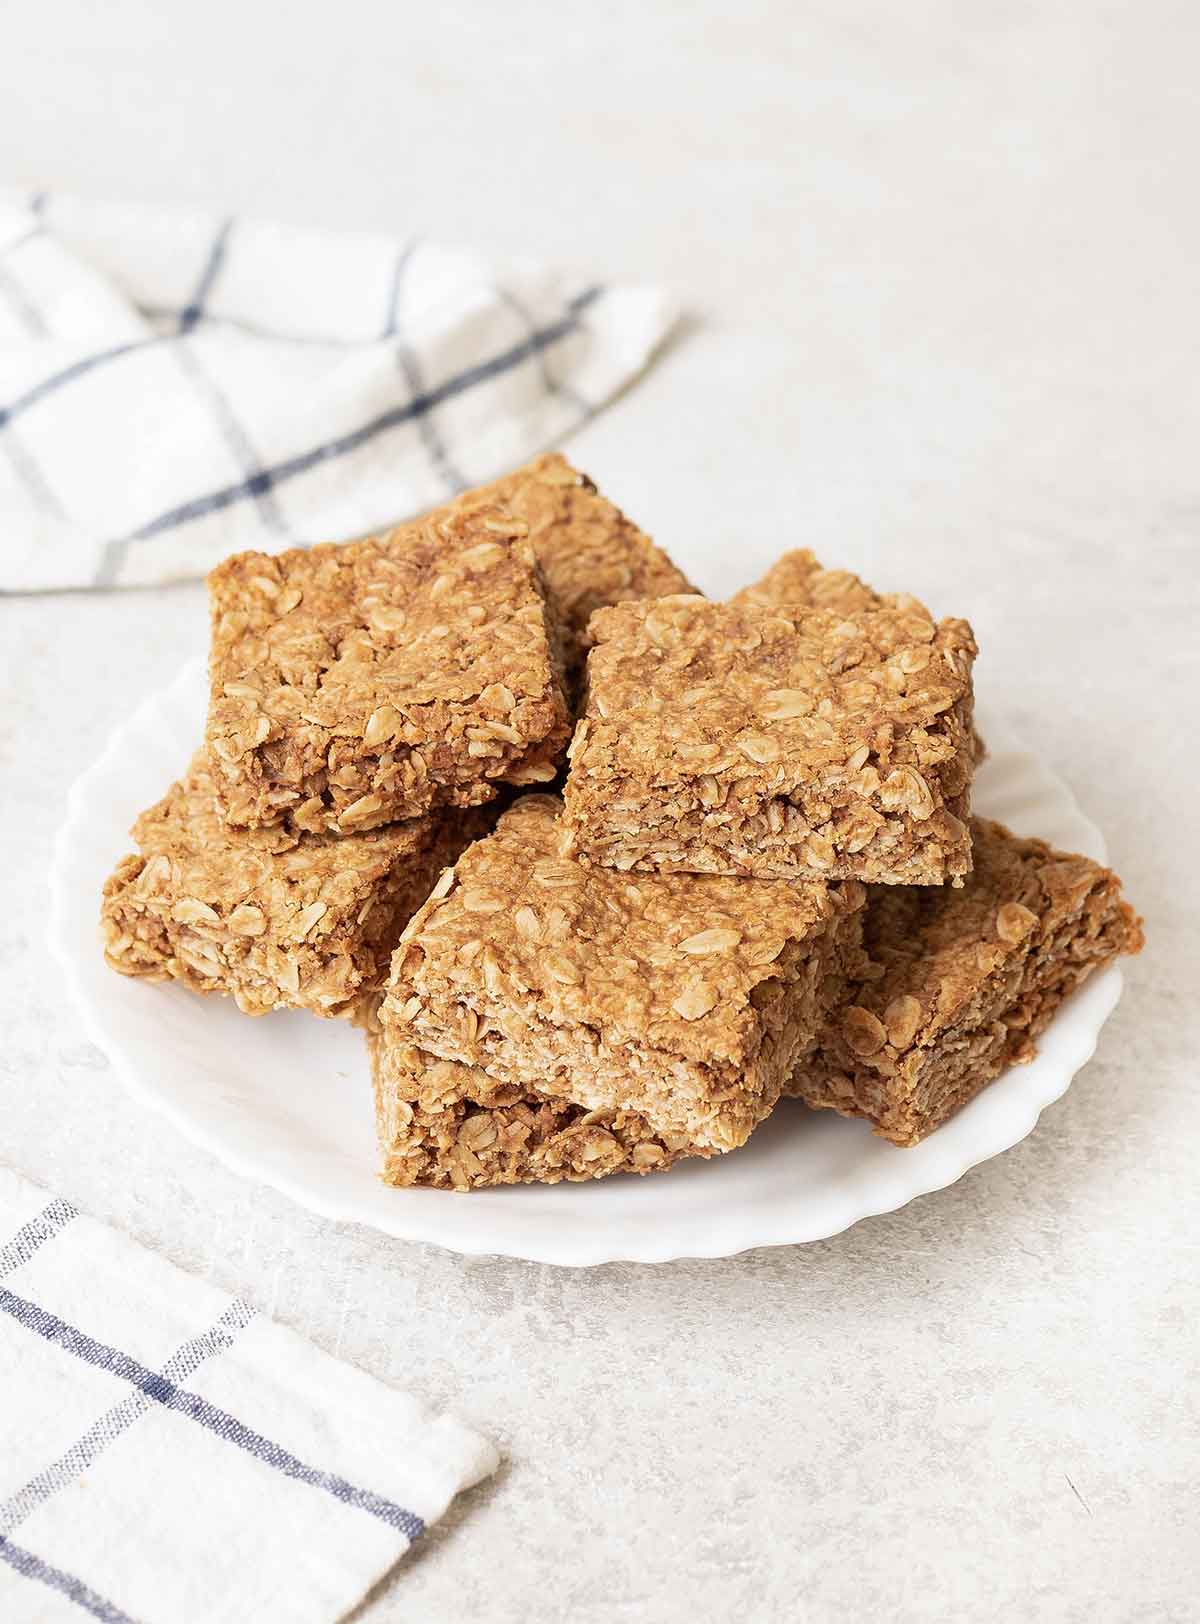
[206, 504, 569, 834]
[792, 817, 1144, 1144]
[101, 753, 486, 1018]
[734, 549, 985, 762]
[361, 1008, 691, 1190]
[561, 594, 977, 884]
[378, 794, 865, 1154]
[733, 548, 925, 619]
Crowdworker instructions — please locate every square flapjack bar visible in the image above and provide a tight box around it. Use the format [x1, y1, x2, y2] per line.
[206, 504, 569, 834]
[734, 548, 985, 763]
[101, 752, 487, 1018]
[561, 594, 977, 884]
[360, 1005, 693, 1190]
[791, 817, 1144, 1144]
[453, 453, 697, 683]
[378, 794, 865, 1155]
[732, 548, 926, 619]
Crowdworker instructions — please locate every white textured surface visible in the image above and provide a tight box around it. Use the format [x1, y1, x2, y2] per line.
[1, 2, 1197, 1619]
[52, 660, 1126, 1265]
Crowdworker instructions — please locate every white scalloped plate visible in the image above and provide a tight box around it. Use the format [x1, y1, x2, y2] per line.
[49, 659, 1123, 1265]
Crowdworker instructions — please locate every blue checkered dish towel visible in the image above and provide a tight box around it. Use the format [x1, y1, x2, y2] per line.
[0, 188, 678, 591]
[0, 1166, 498, 1623]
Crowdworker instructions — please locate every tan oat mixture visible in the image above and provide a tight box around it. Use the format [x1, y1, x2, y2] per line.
[101, 752, 489, 1018]
[733, 548, 930, 620]
[361, 1003, 693, 1189]
[449, 453, 697, 683]
[379, 794, 866, 1154]
[734, 548, 986, 764]
[206, 504, 570, 834]
[792, 817, 1145, 1144]
[561, 594, 977, 884]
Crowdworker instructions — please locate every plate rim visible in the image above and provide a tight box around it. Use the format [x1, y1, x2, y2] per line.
[49, 658, 1123, 1266]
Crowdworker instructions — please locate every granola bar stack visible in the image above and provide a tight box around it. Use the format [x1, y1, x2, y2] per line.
[102, 457, 1143, 1192]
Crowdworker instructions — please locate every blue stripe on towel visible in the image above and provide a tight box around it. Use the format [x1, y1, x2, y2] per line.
[0, 1196, 77, 1279]
[179, 218, 232, 333]
[0, 336, 173, 429]
[0, 1535, 135, 1624]
[0, 1299, 256, 1536]
[0, 1285, 426, 1541]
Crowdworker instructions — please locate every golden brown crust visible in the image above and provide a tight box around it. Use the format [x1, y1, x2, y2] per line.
[732, 549, 930, 620]
[452, 453, 697, 681]
[101, 752, 488, 1017]
[205, 504, 570, 833]
[792, 817, 1144, 1144]
[362, 1007, 690, 1190]
[561, 594, 977, 884]
[379, 793, 865, 1152]
[734, 549, 986, 764]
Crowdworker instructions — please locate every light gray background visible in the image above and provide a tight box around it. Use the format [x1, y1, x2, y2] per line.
[2, 4, 1197, 1620]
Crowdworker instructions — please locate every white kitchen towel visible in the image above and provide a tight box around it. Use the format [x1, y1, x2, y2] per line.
[0, 1166, 498, 1623]
[0, 188, 678, 592]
